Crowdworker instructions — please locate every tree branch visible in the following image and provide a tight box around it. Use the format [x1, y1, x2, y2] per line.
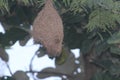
[26, 70, 74, 79]
[29, 50, 38, 80]
[6, 62, 13, 76]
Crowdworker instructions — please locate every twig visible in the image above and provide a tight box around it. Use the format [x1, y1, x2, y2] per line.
[29, 50, 38, 80]
[6, 62, 13, 76]
[26, 70, 74, 79]
[28, 48, 74, 79]
[29, 53, 37, 71]
[29, 46, 43, 70]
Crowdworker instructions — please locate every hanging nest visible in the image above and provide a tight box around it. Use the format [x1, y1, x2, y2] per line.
[32, 0, 64, 57]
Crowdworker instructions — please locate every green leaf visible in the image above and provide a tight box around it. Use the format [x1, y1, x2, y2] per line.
[55, 47, 68, 65]
[110, 46, 120, 55]
[62, 0, 71, 7]
[95, 41, 110, 55]
[38, 51, 77, 78]
[91, 72, 103, 80]
[91, 72, 113, 80]
[0, 47, 9, 62]
[81, 39, 94, 54]
[113, 1, 120, 14]
[19, 35, 30, 46]
[93, 59, 113, 69]
[1, 27, 29, 47]
[0, 33, 4, 45]
[109, 64, 120, 75]
[69, 0, 84, 13]
[13, 71, 29, 80]
[55, 52, 76, 75]
[36, 47, 46, 58]
[62, 12, 83, 24]
[64, 26, 85, 49]
[37, 67, 56, 79]
[16, 0, 35, 5]
[107, 31, 120, 44]
[86, 9, 116, 32]
[4, 6, 29, 25]
[0, 0, 9, 13]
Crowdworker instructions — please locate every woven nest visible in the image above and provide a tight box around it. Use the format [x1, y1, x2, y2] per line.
[32, 0, 64, 57]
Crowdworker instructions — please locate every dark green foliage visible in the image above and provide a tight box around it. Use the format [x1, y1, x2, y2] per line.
[0, 0, 120, 80]
[107, 31, 120, 44]
[0, 27, 29, 47]
[93, 59, 113, 69]
[1, 6, 37, 26]
[80, 38, 94, 54]
[91, 72, 120, 80]
[110, 46, 120, 56]
[94, 39, 110, 56]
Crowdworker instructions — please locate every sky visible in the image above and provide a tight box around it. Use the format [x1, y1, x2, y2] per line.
[0, 23, 80, 80]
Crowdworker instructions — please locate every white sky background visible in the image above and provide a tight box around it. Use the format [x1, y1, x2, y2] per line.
[0, 23, 80, 80]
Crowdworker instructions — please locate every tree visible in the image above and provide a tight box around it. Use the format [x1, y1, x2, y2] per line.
[0, 0, 120, 80]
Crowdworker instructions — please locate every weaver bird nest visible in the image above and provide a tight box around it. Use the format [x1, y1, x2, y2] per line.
[32, 0, 64, 57]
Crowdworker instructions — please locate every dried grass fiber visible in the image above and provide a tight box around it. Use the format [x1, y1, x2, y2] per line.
[32, 0, 64, 57]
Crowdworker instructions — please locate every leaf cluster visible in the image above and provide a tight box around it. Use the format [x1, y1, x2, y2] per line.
[0, 0, 120, 80]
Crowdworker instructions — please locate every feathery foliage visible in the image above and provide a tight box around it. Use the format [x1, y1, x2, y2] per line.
[60, 0, 120, 32]
[86, 9, 120, 31]
[0, 0, 9, 13]
[0, 0, 120, 80]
